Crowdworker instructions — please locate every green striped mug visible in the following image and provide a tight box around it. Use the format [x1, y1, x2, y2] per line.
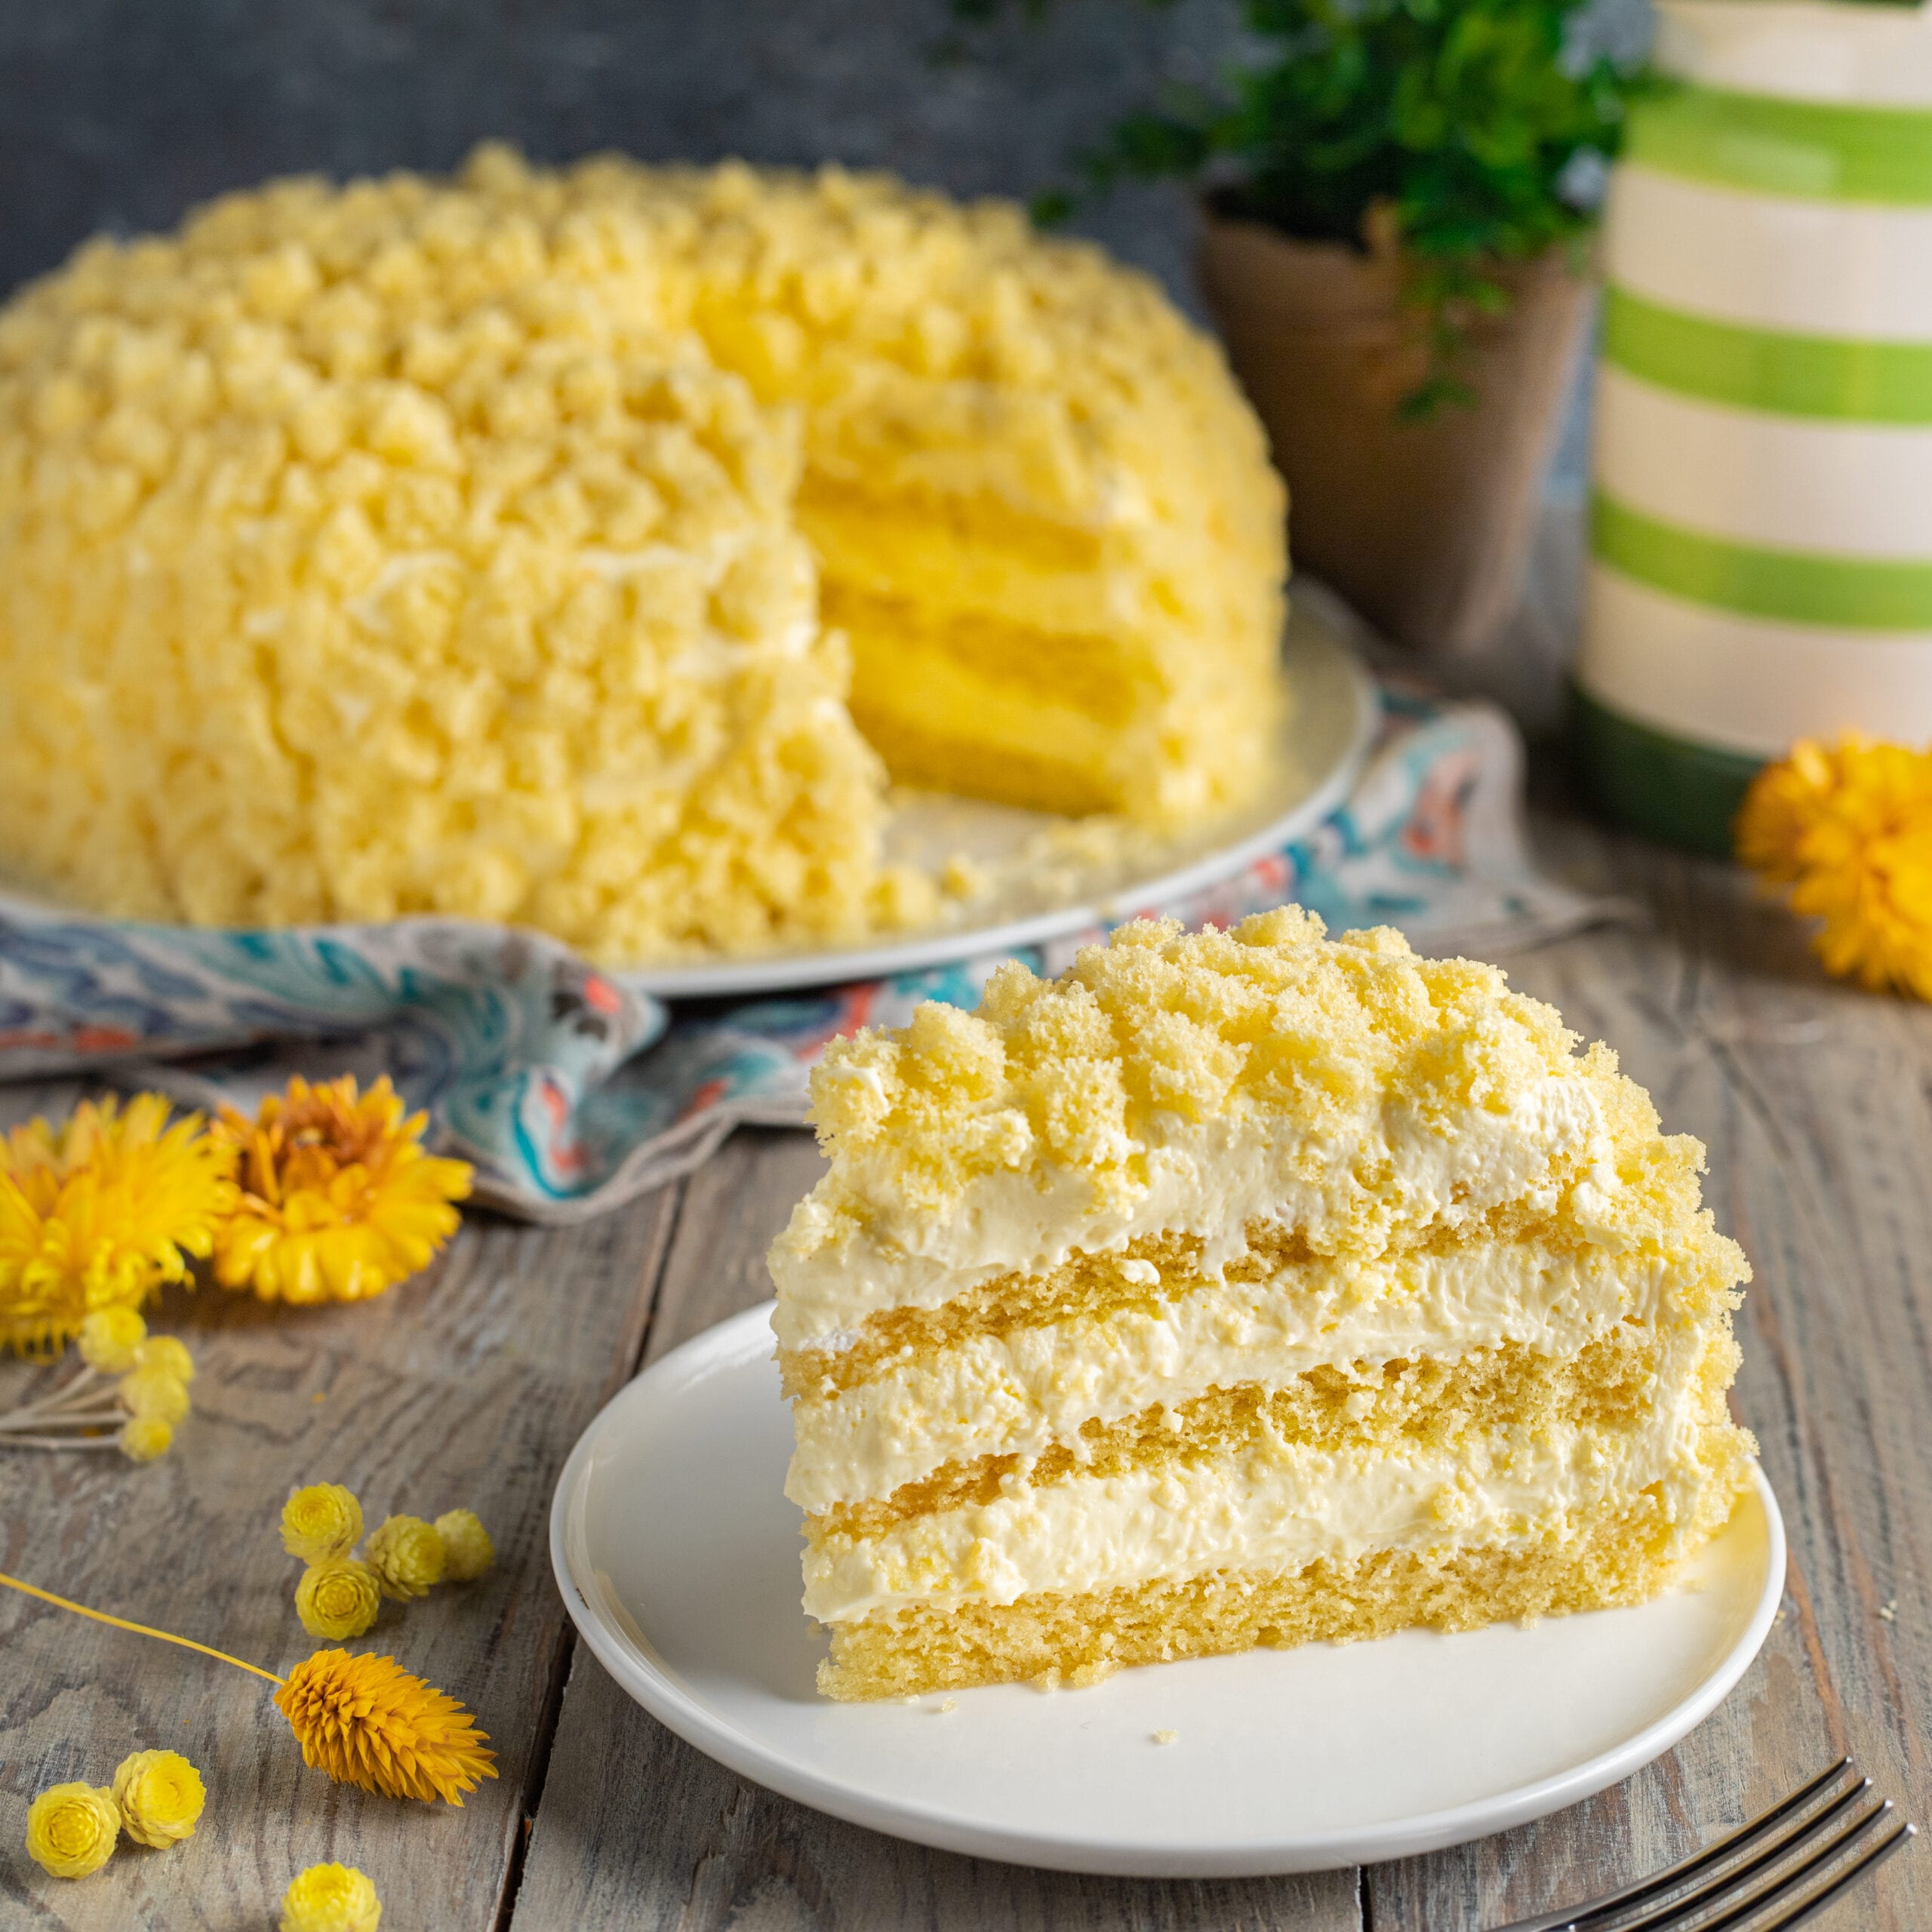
[1576, 0, 1932, 854]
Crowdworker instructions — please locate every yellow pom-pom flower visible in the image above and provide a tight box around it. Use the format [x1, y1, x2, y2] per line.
[134, 1334, 195, 1382]
[365, 1515, 446, 1600]
[281, 1484, 365, 1563]
[209, 1077, 472, 1305]
[1737, 734, 1932, 1001]
[0, 1094, 235, 1355]
[78, 1306, 146, 1373]
[434, 1509, 495, 1582]
[24, 1780, 120, 1877]
[296, 1559, 383, 1641]
[1736, 737, 1840, 886]
[118, 1415, 174, 1463]
[109, 1748, 206, 1847]
[119, 1365, 190, 1426]
[273, 1650, 497, 1804]
[280, 1861, 383, 1932]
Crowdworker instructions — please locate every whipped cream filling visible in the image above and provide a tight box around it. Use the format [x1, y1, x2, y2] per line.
[803, 1327, 1721, 1623]
[786, 1242, 1673, 1512]
[770, 1072, 1615, 1352]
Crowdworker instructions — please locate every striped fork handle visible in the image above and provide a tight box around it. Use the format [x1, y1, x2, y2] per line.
[1574, 0, 1932, 855]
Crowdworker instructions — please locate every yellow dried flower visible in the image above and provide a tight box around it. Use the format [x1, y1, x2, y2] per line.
[1737, 735, 1932, 1001]
[280, 1862, 383, 1932]
[0, 1573, 493, 1815]
[1736, 737, 1840, 886]
[281, 1484, 365, 1563]
[120, 1366, 190, 1426]
[273, 1649, 497, 1804]
[110, 1748, 205, 1847]
[434, 1509, 495, 1582]
[209, 1077, 472, 1305]
[78, 1306, 147, 1373]
[134, 1334, 195, 1382]
[24, 1780, 119, 1878]
[0, 1094, 235, 1355]
[295, 1559, 383, 1641]
[364, 1515, 445, 1600]
[119, 1415, 174, 1462]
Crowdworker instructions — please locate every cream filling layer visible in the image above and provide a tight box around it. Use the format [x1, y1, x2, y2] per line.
[770, 1072, 1618, 1352]
[785, 1242, 1670, 1512]
[803, 1326, 1721, 1623]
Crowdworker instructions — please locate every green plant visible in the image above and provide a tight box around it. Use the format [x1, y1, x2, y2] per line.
[1001, 0, 1652, 414]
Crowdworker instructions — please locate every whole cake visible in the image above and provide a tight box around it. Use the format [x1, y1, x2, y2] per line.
[769, 912, 1755, 1699]
[0, 149, 1286, 962]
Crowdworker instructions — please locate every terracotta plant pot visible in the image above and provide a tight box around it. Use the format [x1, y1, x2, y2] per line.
[1199, 212, 1593, 655]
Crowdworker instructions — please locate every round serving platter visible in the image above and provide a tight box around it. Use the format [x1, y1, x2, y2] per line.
[552, 1303, 1786, 1879]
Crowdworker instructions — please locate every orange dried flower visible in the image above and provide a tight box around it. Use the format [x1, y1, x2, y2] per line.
[273, 1648, 497, 1805]
[208, 1077, 472, 1304]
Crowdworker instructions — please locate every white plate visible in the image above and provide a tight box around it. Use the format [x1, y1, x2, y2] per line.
[620, 595, 1379, 998]
[551, 1305, 1786, 1878]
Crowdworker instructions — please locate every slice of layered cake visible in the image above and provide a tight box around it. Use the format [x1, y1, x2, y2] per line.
[769, 911, 1755, 1699]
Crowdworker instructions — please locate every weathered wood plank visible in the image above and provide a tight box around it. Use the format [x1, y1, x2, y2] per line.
[1369, 814, 1930, 1927]
[0, 1119, 679, 1932]
[509, 1128, 1366, 1930]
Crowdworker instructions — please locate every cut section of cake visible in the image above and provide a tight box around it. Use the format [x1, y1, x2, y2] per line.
[582, 156, 1291, 828]
[768, 910, 1755, 1700]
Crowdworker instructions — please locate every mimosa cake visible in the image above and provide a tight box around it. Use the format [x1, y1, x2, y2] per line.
[769, 911, 1754, 1699]
[0, 149, 1286, 962]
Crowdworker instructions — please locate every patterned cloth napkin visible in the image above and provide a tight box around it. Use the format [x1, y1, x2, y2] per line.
[0, 674, 1611, 1223]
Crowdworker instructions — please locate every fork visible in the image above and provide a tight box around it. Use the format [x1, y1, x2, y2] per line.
[1491, 1758, 1915, 1931]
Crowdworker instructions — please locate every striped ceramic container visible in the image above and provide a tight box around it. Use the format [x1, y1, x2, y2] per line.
[1576, 0, 1932, 853]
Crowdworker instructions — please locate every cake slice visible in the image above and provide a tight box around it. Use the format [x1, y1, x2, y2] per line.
[769, 911, 1755, 1699]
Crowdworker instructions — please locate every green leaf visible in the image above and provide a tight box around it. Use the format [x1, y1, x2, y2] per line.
[995, 0, 1650, 415]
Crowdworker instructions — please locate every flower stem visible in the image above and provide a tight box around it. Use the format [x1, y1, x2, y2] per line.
[0, 1434, 122, 1451]
[0, 1573, 287, 1684]
[3, 1365, 108, 1420]
[0, 1397, 122, 1433]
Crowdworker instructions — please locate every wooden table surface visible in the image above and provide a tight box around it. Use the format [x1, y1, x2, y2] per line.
[2, 794, 1926, 1930]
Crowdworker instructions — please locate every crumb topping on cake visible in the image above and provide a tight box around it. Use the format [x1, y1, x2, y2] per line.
[0, 155, 910, 956]
[805, 911, 1586, 1215]
[0, 148, 1287, 955]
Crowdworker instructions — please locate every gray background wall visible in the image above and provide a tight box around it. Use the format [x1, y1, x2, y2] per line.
[0, 0, 1238, 309]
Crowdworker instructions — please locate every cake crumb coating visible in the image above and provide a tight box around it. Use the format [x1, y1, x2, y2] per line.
[0, 148, 1286, 960]
[0, 158, 901, 959]
[806, 909, 1680, 1229]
